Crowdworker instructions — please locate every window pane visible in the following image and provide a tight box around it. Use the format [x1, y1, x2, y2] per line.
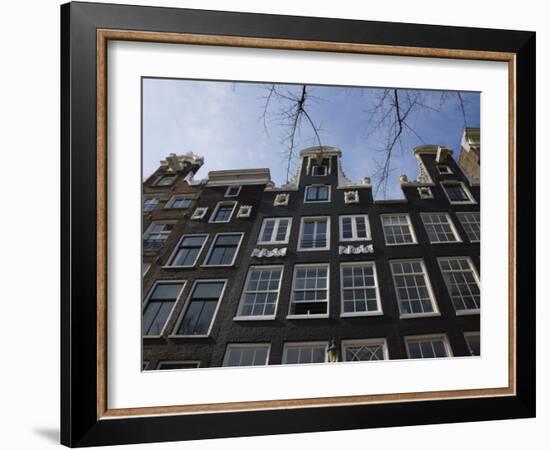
[382, 215, 415, 245]
[438, 257, 480, 312]
[390, 260, 434, 315]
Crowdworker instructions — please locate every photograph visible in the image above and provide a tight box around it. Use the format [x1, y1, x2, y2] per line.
[141, 78, 481, 370]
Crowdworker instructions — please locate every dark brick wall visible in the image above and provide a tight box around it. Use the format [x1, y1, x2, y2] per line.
[142, 151, 480, 369]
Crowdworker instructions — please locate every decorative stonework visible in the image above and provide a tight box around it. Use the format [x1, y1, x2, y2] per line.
[237, 205, 252, 218]
[191, 207, 208, 220]
[344, 190, 359, 204]
[274, 193, 289, 206]
[161, 151, 204, 172]
[251, 247, 287, 258]
[338, 244, 374, 255]
[399, 174, 409, 183]
[417, 186, 433, 199]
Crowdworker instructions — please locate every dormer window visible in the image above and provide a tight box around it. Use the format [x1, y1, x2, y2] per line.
[436, 165, 453, 175]
[225, 186, 241, 197]
[311, 165, 327, 176]
[154, 174, 177, 186]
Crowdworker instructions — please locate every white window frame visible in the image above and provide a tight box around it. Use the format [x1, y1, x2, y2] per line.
[456, 212, 481, 243]
[304, 185, 331, 203]
[340, 262, 383, 317]
[222, 343, 271, 367]
[341, 338, 389, 362]
[288, 263, 330, 319]
[164, 195, 193, 209]
[420, 212, 462, 244]
[282, 341, 328, 364]
[170, 279, 227, 338]
[441, 181, 477, 205]
[436, 164, 453, 175]
[298, 216, 331, 251]
[311, 165, 328, 176]
[257, 217, 293, 245]
[417, 186, 434, 199]
[202, 232, 244, 267]
[191, 207, 208, 220]
[437, 256, 481, 315]
[390, 258, 440, 319]
[209, 201, 237, 223]
[380, 213, 418, 246]
[142, 280, 186, 338]
[236, 205, 252, 218]
[464, 332, 481, 356]
[405, 334, 453, 359]
[224, 185, 242, 197]
[338, 214, 371, 242]
[165, 233, 209, 268]
[234, 265, 284, 320]
[156, 360, 201, 370]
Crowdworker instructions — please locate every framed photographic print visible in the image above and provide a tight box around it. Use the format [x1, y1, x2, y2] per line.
[60, 1, 536, 447]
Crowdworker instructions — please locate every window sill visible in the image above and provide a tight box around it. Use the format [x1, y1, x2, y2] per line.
[399, 312, 441, 319]
[455, 309, 481, 316]
[167, 334, 211, 339]
[233, 316, 276, 321]
[161, 265, 196, 269]
[340, 311, 384, 318]
[286, 314, 329, 320]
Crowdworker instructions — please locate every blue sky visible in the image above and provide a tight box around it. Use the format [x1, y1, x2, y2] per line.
[143, 78, 479, 199]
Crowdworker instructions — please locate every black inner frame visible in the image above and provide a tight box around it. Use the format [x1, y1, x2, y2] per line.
[61, 2, 536, 447]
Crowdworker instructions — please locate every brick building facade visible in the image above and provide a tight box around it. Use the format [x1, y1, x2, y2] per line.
[142, 143, 480, 370]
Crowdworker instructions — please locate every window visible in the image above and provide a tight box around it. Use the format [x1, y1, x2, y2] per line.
[344, 190, 359, 204]
[304, 185, 330, 202]
[209, 201, 237, 223]
[339, 215, 371, 241]
[457, 212, 480, 242]
[257, 218, 292, 245]
[442, 182, 476, 204]
[381, 214, 417, 245]
[405, 335, 452, 359]
[191, 207, 208, 220]
[225, 186, 241, 197]
[436, 164, 453, 174]
[168, 234, 208, 267]
[311, 165, 327, 176]
[420, 213, 461, 243]
[464, 332, 481, 356]
[223, 344, 270, 366]
[173, 280, 226, 336]
[165, 196, 192, 209]
[289, 264, 329, 318]
[390, 259, 438, 317]
[143, 282, 184, 336]
[282, 342, 327, 364]
[143, 222, 175, 251]
[438, 257, 480, 314]
[204, 233, 243, 266]
[236, 205, 252, 218]
[417, 186, 433, 199]
[157, 361, 200, 370]
[340, 262, 381, 316]
[342, 339, 388, 361]
[143, 197, 159, 212]
[236, 266, 283, 319]
[274, 193, 289, 206]
[154, 174, 176, 186]
[298, 217, 330, 251]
